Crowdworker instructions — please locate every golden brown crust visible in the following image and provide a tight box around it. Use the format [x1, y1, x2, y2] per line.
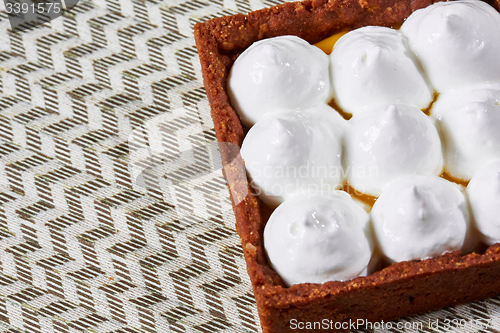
[194, 1, 500, 332]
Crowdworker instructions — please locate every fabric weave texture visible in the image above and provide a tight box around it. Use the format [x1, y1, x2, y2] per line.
[0, 0, 499, 332]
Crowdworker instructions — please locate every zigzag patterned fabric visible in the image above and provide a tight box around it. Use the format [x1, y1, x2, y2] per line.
[0, 0, 499, 332]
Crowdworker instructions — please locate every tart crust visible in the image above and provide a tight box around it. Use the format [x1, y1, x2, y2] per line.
[194, 1, 500, 332]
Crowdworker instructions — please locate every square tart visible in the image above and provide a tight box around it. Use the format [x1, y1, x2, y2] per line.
[194, 0, 500, 332]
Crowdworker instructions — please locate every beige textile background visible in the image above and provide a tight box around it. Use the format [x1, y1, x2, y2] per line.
[0, 0, 499, 332]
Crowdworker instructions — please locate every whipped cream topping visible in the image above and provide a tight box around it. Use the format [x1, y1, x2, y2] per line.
[227, 36, 331, 128]
[432, 85, 500, 181]
[401, 0, 500, 92]
[467, 160, 500, 245]
[241, 105, 346, 207]
[371, 175, 470, 262]
[264, 191, 373, 286]
[329, 26, 433, 115]
[344, 104, 443, 197]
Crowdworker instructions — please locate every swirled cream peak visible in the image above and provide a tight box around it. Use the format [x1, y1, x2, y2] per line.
[467, 160, 500, 245]
[371, 175, 470, 263]
[401, 0, 500, 92]
[329, 26, 433, 115]
[344, 104, 443, 197]
[432, 85, 500, 181]
[227, 36, 331, 127]
[264, 191, 373, 286]
[240, 105, 345, 207]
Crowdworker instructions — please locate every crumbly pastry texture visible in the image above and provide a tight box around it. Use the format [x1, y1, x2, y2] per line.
[194, 1, 500, 332]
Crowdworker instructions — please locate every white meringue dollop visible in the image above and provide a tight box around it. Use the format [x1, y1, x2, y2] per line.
[241, 106, 346, 207]
[467, 160, 500, 246]
[329, 26, 433, 115]
[401, 0, 500, 92]
[432, 85, 500, 181]
[227, 35, 331, 127]
[344, 104, 443, 197]
[264, 191, 373, 286]
[371, 175, 470, 263]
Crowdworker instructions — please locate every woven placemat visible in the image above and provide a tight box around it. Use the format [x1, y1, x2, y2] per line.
[0, 0, 499, 332]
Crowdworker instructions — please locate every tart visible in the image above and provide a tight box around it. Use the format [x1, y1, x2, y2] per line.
[194, 0, 500, 332]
